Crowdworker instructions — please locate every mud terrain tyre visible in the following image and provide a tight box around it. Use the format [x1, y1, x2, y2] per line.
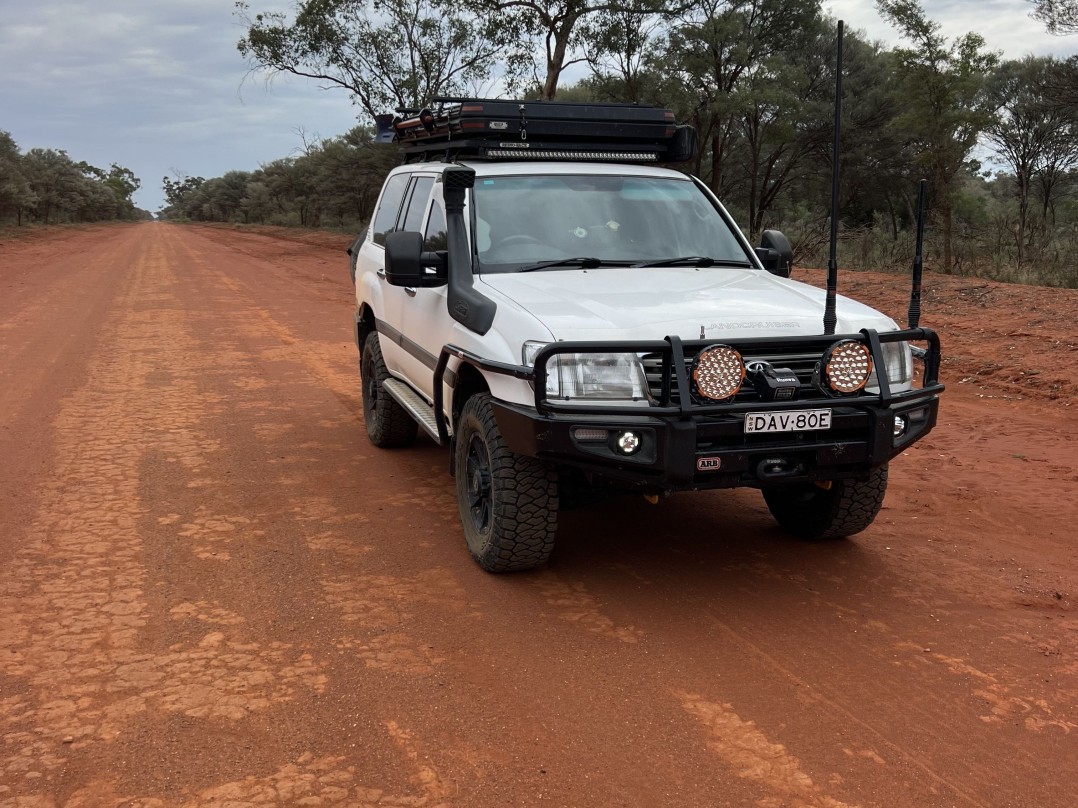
[360, 332, 419, 448]
[454, 394, 558, 572]
[763, 464, 888, 540]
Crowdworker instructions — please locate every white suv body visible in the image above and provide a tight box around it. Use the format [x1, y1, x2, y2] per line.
[356, 161, 904, 410]
[352, 158, 943, 572]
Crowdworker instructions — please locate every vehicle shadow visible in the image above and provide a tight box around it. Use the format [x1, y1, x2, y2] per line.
[545, 488, 888, 606]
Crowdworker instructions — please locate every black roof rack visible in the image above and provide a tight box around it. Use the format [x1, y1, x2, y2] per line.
[374, 98, 697, 163]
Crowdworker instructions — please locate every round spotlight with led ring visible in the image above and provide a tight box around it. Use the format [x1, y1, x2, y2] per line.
[823, 339, 873, 394]
[692, 345, 745, 401]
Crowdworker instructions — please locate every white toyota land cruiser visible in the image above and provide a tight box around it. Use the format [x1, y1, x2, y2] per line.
[351, 100, 943, 572]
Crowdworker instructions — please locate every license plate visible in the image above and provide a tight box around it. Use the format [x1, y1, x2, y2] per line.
[744, 409, 832, 434]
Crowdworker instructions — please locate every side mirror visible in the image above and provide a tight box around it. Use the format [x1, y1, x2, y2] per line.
[384, 230, 447, 288]
[755, 230, 793, 278]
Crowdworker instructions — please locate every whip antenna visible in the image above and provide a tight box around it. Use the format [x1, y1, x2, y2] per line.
[823, 20, 844, 336]
[908, 178, 927, 329]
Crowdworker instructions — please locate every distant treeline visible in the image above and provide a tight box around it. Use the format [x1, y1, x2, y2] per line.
[0, 131, 151, 225]
[162, 0, 1078, 286]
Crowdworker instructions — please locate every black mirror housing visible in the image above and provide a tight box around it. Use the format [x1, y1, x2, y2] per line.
[384, 230, 447, 288]
[757, 230, 793, 278]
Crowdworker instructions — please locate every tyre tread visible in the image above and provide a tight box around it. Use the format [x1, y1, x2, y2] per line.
[361, 333, 419, 448]
[764, 465, 888, 540]
[456, 394, 557, 572]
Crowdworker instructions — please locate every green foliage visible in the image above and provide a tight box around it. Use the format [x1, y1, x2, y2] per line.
[186, 1, 1076, 288]
[236, 0, 503, 119]
[876, 0, 999, 272]
[0, 132, 143, 226]
[159, 126, 398, 228]
[1031, 0, 1078, 33]
[984, 57, 1078, 266]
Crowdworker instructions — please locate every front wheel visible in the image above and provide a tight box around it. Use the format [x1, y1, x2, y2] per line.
[763, 465, 888, 540]
[454, 394, 558, 572]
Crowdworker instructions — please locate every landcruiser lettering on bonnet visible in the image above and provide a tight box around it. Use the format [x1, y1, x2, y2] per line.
[705, 321, 803, 331]
[352, 32, 944, 574]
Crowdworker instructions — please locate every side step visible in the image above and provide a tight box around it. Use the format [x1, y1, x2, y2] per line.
[382, 378, 444, 444]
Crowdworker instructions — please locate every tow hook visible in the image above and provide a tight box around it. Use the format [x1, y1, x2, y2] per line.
[756, 457, 804, 480]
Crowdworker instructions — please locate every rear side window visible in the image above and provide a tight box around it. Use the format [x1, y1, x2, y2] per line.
[424, 202, 447, 251]
[402, 176, 435, 233]
[371, 174, 410, 246]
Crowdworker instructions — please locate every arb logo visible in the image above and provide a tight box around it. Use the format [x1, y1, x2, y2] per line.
[696, 457, 721, 471]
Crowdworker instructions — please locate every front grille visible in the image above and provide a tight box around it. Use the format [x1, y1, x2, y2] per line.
[641, 343, 827, 406]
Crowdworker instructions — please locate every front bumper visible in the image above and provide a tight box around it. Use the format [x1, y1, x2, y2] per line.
[433, 327, 944, 492]
[489, 395, 938, 491]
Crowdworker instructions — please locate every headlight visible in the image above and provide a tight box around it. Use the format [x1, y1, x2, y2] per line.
[867, 341, 913, 393]
[523, 342, 653, 405]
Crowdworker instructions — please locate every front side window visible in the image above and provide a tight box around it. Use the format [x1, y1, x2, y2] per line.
[471, 174, 752, 272]
[371, 173, 410, 246]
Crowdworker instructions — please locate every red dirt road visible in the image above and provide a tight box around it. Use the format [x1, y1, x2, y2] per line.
[1, 222, 1075, 808]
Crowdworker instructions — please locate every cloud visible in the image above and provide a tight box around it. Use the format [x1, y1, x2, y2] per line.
[826, 0, 1075, 57]
[0, 1, 358, 211]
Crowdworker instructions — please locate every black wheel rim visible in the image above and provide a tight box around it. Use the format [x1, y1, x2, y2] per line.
[465, 434, 493, 535]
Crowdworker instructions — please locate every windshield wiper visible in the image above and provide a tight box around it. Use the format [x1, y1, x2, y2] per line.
[518, 256, 609, 273]
[630, 256, 753, 268]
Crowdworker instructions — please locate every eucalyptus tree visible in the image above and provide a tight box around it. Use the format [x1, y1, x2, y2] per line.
[236, 0, 502, 119]
[0, 131, 34, 225]
[579, 5, 667, 103]
[459, 0, 683, 101]
[985, 57, 1078, 262]
[652, 0, 824, 200]
[877, 0, 998, 272]
[22, 148, 85, 224]
[730, 16, 842, 237]
[1030, 0, 1078, 33]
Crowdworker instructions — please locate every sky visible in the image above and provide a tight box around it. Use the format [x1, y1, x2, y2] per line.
[1, 1, 1074, 214]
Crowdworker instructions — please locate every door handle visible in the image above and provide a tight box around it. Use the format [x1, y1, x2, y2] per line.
[404, 287, 417, 297]
[377, 268, 386, 280]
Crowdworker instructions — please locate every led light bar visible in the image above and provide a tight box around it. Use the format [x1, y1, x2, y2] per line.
[485, 149, 659, 161]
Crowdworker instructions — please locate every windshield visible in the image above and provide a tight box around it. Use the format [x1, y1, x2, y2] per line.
[471, 174, 754, 272]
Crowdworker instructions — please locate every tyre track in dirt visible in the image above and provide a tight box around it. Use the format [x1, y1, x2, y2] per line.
[1, 222, 1075, 807]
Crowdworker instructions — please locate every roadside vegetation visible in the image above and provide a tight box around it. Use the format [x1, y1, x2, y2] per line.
[157, 0, 1077, 287]
[0, 132, 151, 228]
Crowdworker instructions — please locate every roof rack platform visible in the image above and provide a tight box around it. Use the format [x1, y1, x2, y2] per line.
[376, 99, 697, 163]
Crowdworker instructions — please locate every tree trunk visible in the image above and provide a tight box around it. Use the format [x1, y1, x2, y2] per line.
[541, 20, 576, 101]
[941, 200, 953, 274]
[709, 135, 723, 196]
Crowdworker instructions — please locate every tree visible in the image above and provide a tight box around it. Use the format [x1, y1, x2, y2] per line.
[580, 5, 666, 104]
[877, 0, 998, 272]
[1030, 0, 1078, 33]
[22, 148, 85, 224]
[985, 57, 1078, 263]
[651, 0, 824, 200]
[461, 0, 680, 101]
[105, 164, 140, 204]
[1030, 0, 1078, 109]
[731, 16, 839, 236]
[0, 131, 35, 225]
[236, 0, 501, 119]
